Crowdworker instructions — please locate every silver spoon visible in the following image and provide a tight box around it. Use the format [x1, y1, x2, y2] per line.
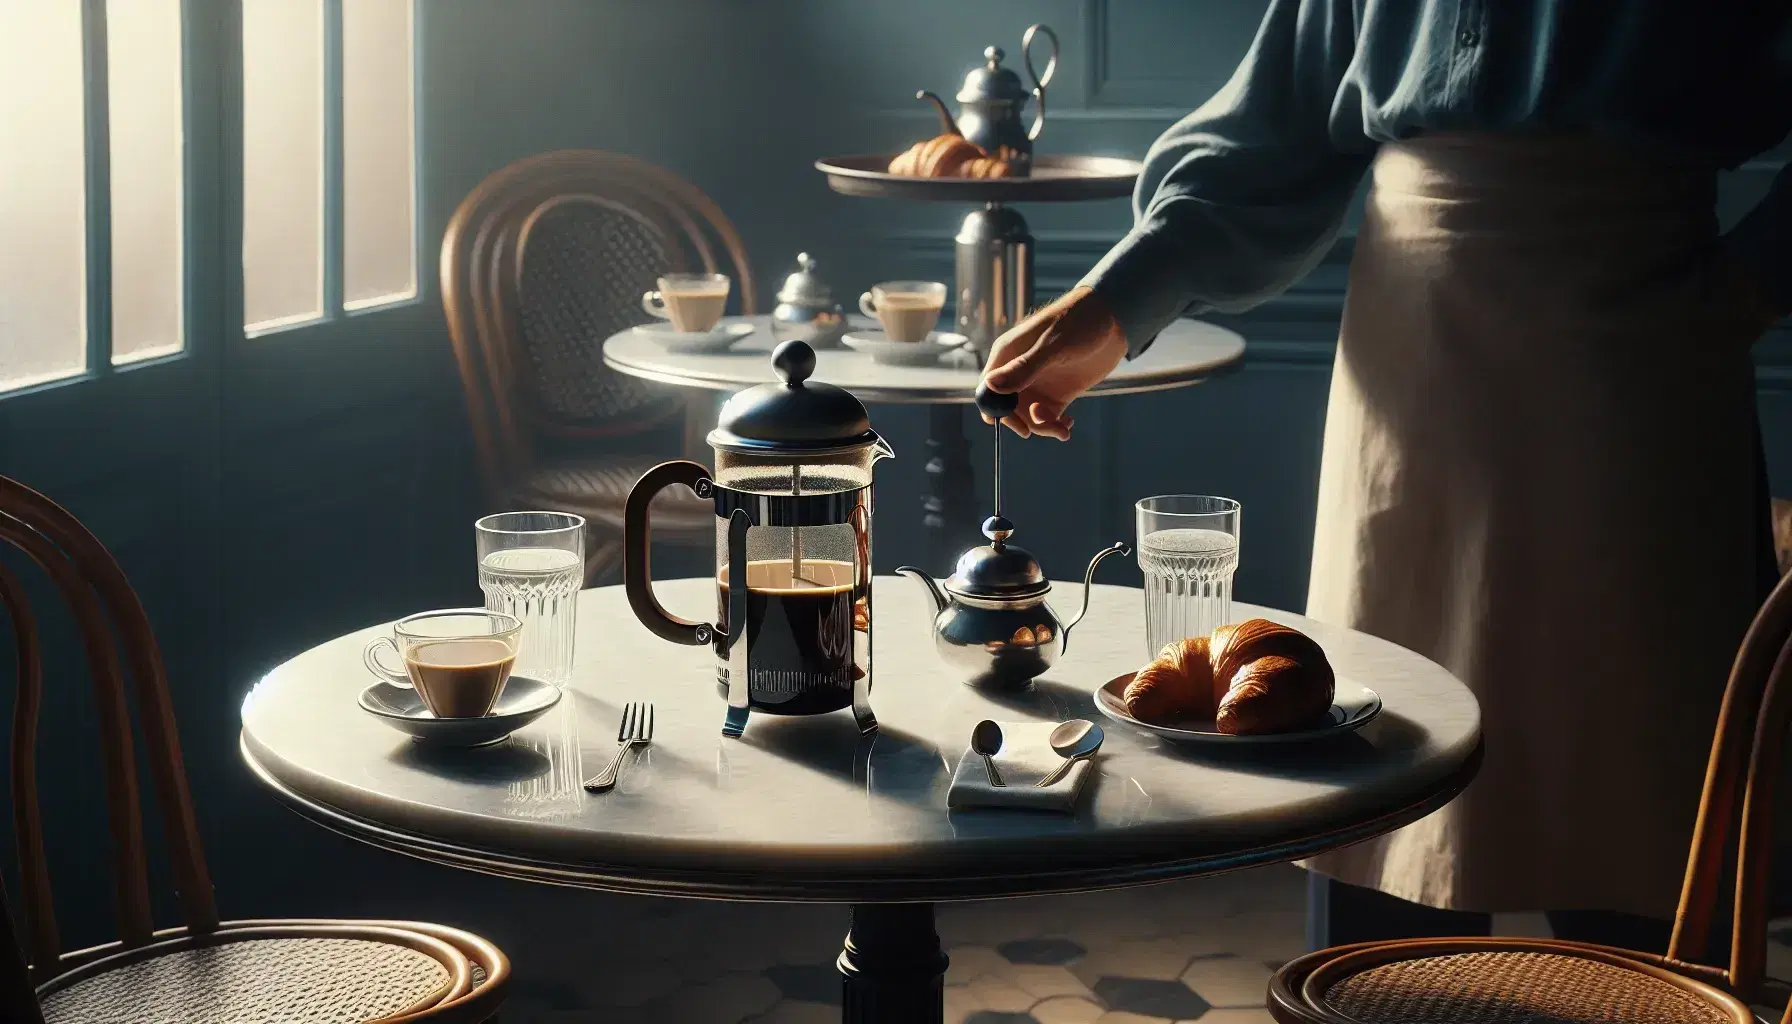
[971, 719, 1006, 788]
[1036, 720, 1103, 788]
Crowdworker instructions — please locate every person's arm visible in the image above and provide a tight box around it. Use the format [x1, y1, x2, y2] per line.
[1082, 0, 1372, 357]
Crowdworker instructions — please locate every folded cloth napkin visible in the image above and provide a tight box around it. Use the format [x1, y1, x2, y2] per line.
[947, 720, 1098, 813]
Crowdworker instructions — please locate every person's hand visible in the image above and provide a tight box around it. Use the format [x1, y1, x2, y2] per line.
[979, 286, 1128, 440]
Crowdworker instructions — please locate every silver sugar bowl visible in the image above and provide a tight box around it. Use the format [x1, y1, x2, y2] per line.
[771, 252, 848, 349]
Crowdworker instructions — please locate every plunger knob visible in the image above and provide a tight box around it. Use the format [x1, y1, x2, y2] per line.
[772, 339, 816, 386]
[975, 381, 1020, 421]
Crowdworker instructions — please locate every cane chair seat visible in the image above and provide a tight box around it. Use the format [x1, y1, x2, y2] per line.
[38, 926, 469, 1024]
[1287, 942, 1748, 1024]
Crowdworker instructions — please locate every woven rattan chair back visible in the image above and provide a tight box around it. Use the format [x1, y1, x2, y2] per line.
[442, 150, 755, 502]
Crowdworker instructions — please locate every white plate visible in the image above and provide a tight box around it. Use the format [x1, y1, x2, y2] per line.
[632, 320, 755, 354]
[1094, 672, 1382, 745]
[841, 329, 971, 366]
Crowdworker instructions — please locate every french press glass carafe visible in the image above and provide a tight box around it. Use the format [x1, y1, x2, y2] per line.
[623, 340, 892, 737]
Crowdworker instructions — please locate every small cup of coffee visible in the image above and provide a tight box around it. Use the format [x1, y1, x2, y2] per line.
[859, 281, 947, 343]
[363, 609, 523, 719]
[642, 272, 731, 333]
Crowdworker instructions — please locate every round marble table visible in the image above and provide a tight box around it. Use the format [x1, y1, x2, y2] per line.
[603, 317, 1245, 567]
[242, 579, 1479, 1023]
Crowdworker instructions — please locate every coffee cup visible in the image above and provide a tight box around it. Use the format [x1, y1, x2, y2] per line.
[642, 273, 731, 333]
[859, 281, 947, 343]
[363, 609, 523, 719]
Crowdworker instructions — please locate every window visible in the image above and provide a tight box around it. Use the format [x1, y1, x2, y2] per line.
[0, 0, 420, 395]
[0, 0, 185, 392]
[243, 0, 417, 335]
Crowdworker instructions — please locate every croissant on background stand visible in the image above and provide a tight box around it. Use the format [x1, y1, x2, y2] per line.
[888, 134, 1020, 179]
[1124, 619, 1336, 735]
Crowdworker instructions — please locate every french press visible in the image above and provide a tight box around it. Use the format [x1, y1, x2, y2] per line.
[623, 340, 892, 737]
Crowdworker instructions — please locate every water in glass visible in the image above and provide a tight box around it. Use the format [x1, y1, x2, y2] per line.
[1140, 528, 1240, 656]
[1136, 495, 1241, 658]
[479, 545, 582, 687]
[476, 511, 585, 688]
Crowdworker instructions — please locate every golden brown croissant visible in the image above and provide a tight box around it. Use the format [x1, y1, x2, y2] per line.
[1124, 618, 1335, 735]
[888, 134, 1019, 179]
[1122, 636, 1217, 723]
[1215, 654, 1334, 735]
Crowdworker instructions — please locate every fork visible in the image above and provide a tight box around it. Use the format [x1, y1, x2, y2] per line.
[583, 701, 654, 792]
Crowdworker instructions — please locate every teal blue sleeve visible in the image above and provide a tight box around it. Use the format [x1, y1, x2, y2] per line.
[1079, 0, 1372, 357]
[1727, 160, 1792, 317]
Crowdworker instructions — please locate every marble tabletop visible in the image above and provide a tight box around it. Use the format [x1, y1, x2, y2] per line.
[600, 317, 1246, 404]
[240, 580, 1480, 902]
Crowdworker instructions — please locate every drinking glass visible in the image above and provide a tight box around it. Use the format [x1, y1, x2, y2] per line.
[477, 511, 585, 687]
[1136, 495, 1241, 657]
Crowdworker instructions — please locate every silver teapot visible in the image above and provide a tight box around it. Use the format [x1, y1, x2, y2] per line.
[915, 24, 1058, 176]
[894, 383, 1127, 689]
[897, 519, 1126, 690]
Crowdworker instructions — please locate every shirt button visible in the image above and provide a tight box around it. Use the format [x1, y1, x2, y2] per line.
[1457, 28, 1480, 46]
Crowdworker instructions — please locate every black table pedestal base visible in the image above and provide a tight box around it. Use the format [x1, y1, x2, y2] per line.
[838, 902, 948, 1024]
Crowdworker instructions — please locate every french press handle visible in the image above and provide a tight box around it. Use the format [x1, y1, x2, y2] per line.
[624, 460, 721, 646]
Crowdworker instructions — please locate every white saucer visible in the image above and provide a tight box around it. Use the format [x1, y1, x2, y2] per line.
[359, 675, 562, 748]
[632, 320, 755, 354]
[841, 330, 970, 366]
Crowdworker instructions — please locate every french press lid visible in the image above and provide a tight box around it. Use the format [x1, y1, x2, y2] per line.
[774, 253, 832, 308]
[709, 340, 878, 454]
[957, 46, 1030, 104]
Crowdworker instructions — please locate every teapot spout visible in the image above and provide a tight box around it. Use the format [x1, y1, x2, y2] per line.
[1060, 541, 1131, 654]
[895, 565, 949, 618]
[915, 90, 961, 137]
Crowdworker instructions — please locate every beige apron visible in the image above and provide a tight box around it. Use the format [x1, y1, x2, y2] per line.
[1301, 133, 1774, 918]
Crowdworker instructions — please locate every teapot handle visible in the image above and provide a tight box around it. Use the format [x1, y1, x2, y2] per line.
[1021, 24, 1059, 142]
[624, 460, 715, 646]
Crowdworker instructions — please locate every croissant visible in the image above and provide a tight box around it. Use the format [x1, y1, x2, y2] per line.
[1124, 618, 1335, 735]
[1122, 636, 1216, 723]
[888, 134, 1020, 179]
[1215, 655, 1334, 735]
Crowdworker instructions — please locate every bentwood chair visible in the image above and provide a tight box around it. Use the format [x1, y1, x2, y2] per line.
[1267, 568, 1792, 1024]
[442, 149, 755, 584]
[0, 476, 510, 1023]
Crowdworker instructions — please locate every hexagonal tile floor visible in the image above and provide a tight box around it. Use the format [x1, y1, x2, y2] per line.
[425, 865, 1792, 1024]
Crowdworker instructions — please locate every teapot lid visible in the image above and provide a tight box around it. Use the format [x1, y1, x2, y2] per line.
[957, 46, 1030, 104]
[946, 515, 1050, 600]
[774, 252, 832, 307]
[709, 340, 879, 454]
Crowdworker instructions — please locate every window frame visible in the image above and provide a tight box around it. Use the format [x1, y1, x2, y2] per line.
[242, 0, 423, 339]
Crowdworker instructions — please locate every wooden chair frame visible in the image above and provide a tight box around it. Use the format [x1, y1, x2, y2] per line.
[0, 477, 508, 1022]
[441, 149, 756, 508]
[1270, 567, 1792, 1023]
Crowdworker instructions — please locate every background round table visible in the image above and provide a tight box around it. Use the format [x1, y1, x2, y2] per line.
[242, 579, 1479, 1023]
[603, 318, 1245, 567]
